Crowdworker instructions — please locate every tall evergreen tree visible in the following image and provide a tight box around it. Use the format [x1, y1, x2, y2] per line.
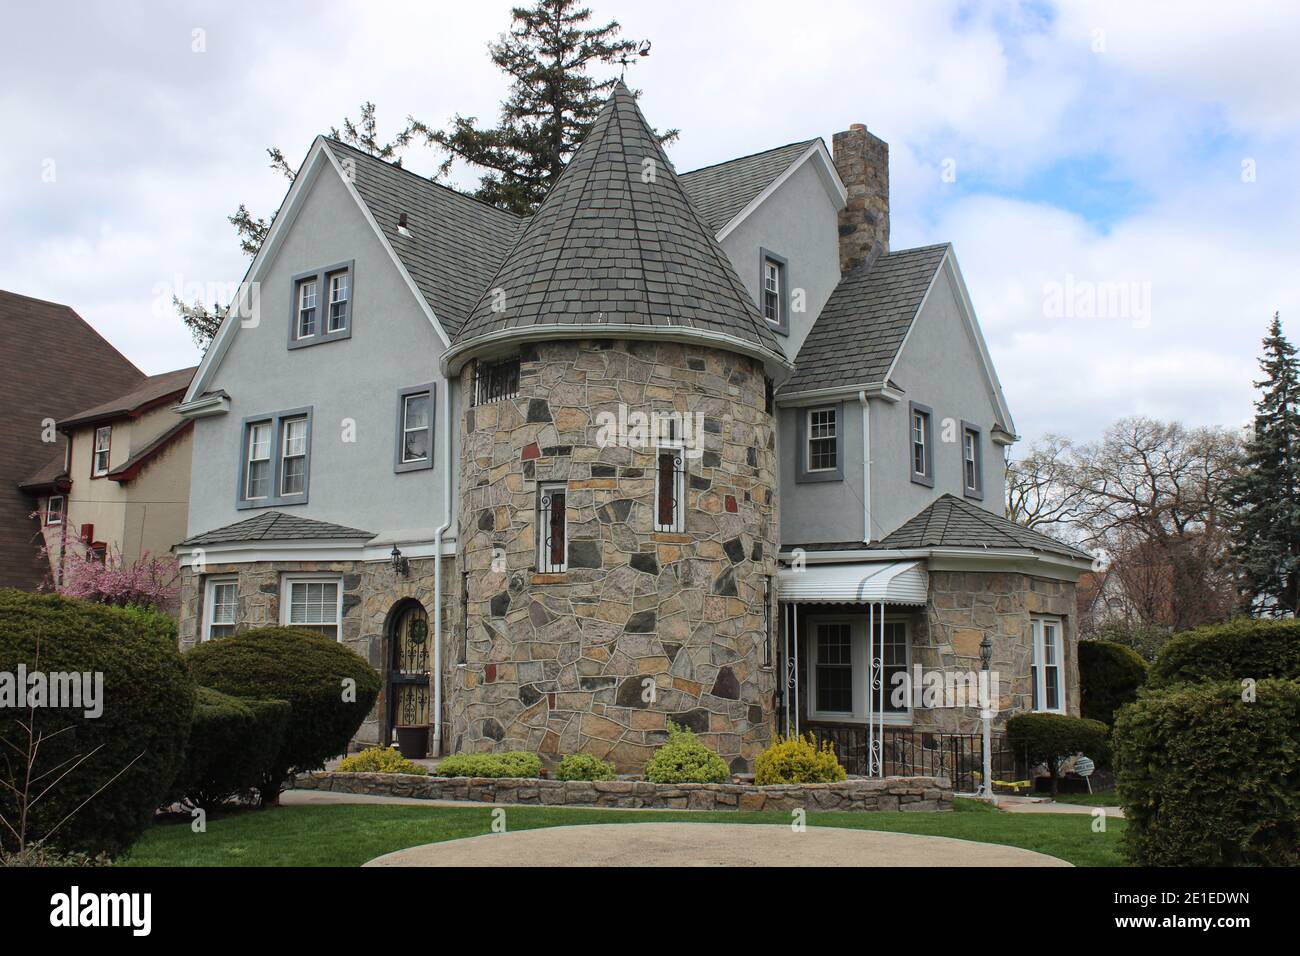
[1228, 312, 1300, 615]
[409, 0, 674, 215]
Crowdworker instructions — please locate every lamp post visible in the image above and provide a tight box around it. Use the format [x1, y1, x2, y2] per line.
[979, 635, 996, 805]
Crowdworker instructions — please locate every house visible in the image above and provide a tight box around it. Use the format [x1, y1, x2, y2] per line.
[1, 290, 146, 590]
[24, 367, 196, 586]
[173, 84, 1091, 773]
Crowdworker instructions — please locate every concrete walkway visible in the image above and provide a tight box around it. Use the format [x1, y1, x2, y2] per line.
[996, 796, 1125, 818]
[364, 822, 1071, 867]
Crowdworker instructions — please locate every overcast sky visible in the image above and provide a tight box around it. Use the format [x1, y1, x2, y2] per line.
[2, 0, 1296, 446]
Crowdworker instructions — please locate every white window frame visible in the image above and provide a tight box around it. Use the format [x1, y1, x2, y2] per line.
[297, 278, 318, 339]
[808, 615, 912, 725]
[805, 406, 838, 473]
[245, 421, 273, 500]
[762, 258, 782, 325]
[653, 443, 685, 533]
[203, 576, 239, 642]
[92, 425, 112, 476]
[537, 482, 568, 573]
[912, 411, 928, 476]
[964, 430, 978, 490]
[279, 415, 309, 497]
[401, 391, 431, 464]
[45, 495, 63, 525]
[280, 573, 344, 642]
[1031, 616, 1065, 714]
[327, 271, 350, 333]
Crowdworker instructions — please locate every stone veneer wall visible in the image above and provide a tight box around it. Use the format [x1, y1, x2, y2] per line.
[177, 555, 455, 749]
[453, 339, 778, 773]
[293, 771, 952, 812]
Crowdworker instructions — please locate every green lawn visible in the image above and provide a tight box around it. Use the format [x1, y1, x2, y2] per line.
[1051, 790, 1124, 807]
[122, 797, 1126, 867]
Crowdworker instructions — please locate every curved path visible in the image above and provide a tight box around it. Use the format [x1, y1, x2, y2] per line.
[364, 822, 1071, 867]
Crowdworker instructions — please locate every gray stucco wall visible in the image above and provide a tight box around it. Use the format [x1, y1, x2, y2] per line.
[777, 399, 866, 545]
[717, 157, 841, 363]
[868, 265, 1008, 536]
[186, 161, 453, 541]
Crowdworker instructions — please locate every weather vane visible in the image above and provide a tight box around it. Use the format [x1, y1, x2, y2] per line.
[617, 39, 652, 80]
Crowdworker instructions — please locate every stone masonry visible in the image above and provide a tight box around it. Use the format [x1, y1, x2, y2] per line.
[832, 123, 890, 274]
[452, 339, 779, 773]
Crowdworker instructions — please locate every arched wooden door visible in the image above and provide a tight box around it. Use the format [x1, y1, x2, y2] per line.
[386, 602, 431, 753]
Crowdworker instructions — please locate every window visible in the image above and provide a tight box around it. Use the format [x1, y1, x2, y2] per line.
[758, 248, 789, 334]
[537, 483, 567, 572]
[796, 402, 844, 483]
[474, 356, 520, 405]
[1031, 617, 1064, 713]
[92, 426, 112, 477]
[806, 407, 838, 472]
[45, 495, 63, 525]
[809, 616, 912, 724]
[880, 621, 909, 715]
[654, 446, 684, 532]
[289, 261, 353, 348]
[327, 271, 350, 332]
[395, 384, 435, 473]
[279, 416, 308, 496]
[204, 577, 238, 641]
[297, 278, 318, 338]
[245, 422, 272, 499]
[762, 576, 772, 667]
[281, 575, 343, 641]
[239, 408, 313, 508]
[909, 402, 934, 487]
[459, 570, 469, 665]
[961, 422, 983, 499]
[815, 622, 854, 714]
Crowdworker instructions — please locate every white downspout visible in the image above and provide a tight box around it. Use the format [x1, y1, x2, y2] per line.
[858, 391, 871, 543]
[431, 379, 453, 757]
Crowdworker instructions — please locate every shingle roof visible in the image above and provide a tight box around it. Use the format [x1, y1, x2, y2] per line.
[449, 83, 786, 364]
[1, 290, 145, 588]
[180, 511, 374, 546]
[679, 140, 817, 233]
[18, 450, 69, 492]
[105, 418, 193, 482]
[784, 244, 950, 393]
[326, 139, 523, 338]
[870, 495, 1092, 561]
[59, 366, 196, 429]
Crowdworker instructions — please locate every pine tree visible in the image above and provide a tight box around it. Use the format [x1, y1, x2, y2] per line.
[409, 0, 674, 215]
[1228, 312, 1300, 615]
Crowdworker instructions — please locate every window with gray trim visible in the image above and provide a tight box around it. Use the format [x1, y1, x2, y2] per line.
[758, 248, 790, 335]
[289, 261, 353, 349]
[796, 402, 844, 483]
[961, 421, 983, 499]
[238, 407, 313, 508]
[395, 384, 435, 473]
[909, 402, 934, 487]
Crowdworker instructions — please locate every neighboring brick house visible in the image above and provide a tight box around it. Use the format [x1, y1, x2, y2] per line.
[23, 367, 196, 586]
[173, 84, 1091, 773]
[1, 290, 145, 590]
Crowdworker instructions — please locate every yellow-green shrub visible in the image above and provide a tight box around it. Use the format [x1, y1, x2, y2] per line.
[556, 753, 617, 781]
[337, 746, 427, 775]
[644, 721, 730, 784]
[434, 751, 542, 778]
[754, 734, 847, 785]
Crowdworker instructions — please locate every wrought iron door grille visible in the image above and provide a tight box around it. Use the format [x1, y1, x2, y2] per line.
[654, 448, 684, 532]
[538, 485, 567, 572]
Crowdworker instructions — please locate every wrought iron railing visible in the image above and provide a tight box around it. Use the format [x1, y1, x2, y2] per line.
[808, 725, 1026, 793]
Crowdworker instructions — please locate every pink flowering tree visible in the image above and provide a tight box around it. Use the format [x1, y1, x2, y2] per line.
[57, 547, 179, 612]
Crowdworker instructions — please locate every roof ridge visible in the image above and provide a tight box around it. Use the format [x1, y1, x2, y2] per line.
[679, 138, 819, 177]
[0, 291, 145, 379]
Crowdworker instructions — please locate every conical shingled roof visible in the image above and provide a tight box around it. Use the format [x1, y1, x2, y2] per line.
[445, 82, 788, 370]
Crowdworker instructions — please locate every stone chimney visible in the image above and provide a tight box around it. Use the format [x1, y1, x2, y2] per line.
[832, 123, 889, 275]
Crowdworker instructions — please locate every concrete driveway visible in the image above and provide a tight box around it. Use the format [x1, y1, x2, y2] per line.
[364, 822, 1071, 867]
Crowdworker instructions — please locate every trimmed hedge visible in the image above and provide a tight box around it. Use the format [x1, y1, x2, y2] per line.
[435, 752, 542, 778]
[1149, 617, 1300, 688]
[337, 746, 428, 775]
[1006, 712, 1110, 793]
[754, 734, 847, 785]
[185, 627, 380, 802]
[169, 688, 290, 810]
[555, 753, 617, 781]
[1114, 678, 1300, 866]
[0, 591, 194, 856]
[644, 721, 730, 784]
[1079, 640, 1148, 725]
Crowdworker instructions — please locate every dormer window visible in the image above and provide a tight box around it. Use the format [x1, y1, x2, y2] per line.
[290, 262, 353, 349]
[92, 425, 112, 477]
[759, 249, 789, 335]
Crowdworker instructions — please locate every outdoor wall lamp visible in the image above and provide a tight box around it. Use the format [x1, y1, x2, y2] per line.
[390, 545, 410, 577]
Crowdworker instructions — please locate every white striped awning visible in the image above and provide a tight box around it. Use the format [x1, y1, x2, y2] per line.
[776, 560, 928, 605]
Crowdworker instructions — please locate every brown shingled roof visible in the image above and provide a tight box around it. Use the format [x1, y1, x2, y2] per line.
[58, 365, 196, 429]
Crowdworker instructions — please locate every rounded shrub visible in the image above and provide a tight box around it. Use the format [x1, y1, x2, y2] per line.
[1113, 678, 1299, 866]
[168, 688, 290, 810]
[1079, 640, 1147, 725]
[644, 721, 730, 784]
[337, 746, 428, 775]
[1149, 618, 1300, 688]
[0, 591, 194, 857]
[556, 753, 617, 781]
[185, 627, 380, 802]
[754, 734, 847, 785]
[435, 751, 542, 778]
[1006, 712, 1110, 793]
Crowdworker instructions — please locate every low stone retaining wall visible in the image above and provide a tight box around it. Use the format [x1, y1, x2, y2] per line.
[292, 772, 953, 812]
